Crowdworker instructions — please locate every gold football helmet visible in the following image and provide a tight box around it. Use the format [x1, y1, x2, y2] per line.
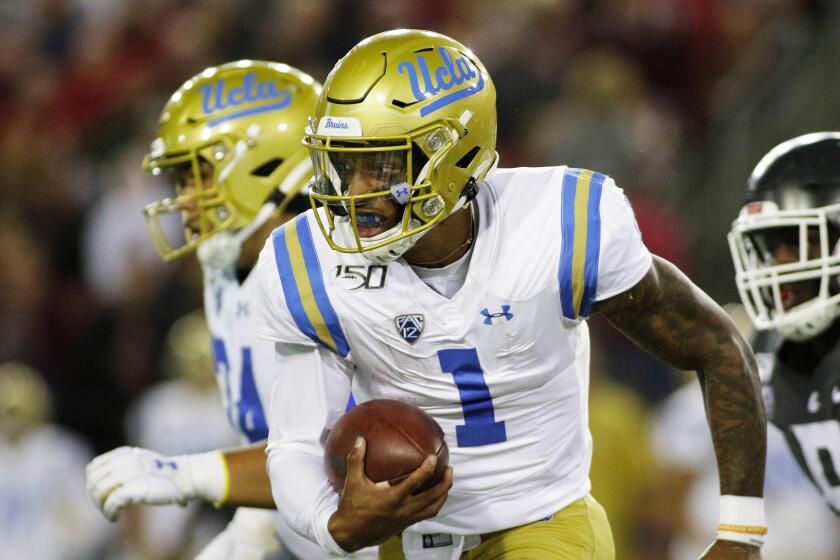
[161, 310, 214, 388]
[304, 29, 498, 262]
[143, 61, 321, 261]
[0, 362, 50, 439]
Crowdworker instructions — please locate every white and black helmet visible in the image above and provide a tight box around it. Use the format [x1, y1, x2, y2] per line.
[728, 132, 840, 341]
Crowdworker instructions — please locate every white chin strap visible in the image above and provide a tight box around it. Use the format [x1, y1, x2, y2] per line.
[777, 304, 839, 341]
[353, 218, 427, 264]
[197, 201, 277, 271]
[354, 186, 478, 264]
[196, 230, 241, 270]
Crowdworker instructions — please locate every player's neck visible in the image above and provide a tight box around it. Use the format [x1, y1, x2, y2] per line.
[404, 206, 473, 268]
[780, 319, 840, 375]
[236, 213, 290, 272]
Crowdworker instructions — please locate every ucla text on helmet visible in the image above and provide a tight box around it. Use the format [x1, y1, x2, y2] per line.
[396, 46, 484, 117]
[199, 72, 293, 125]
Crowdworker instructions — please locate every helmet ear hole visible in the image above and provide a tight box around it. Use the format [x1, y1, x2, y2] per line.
[411, 142, 429, 183]
[455, 146, 480, 169]
[251, 158, 285, 177]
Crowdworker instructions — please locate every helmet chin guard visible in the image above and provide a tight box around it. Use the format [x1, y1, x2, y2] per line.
[353, 218, 428, 264]
[777, 303, 839, 341]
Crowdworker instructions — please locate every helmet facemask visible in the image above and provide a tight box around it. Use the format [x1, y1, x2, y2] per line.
[307, 120, 471, 262]
[728, 201, 840, 341]
[143, 138, 240, 262]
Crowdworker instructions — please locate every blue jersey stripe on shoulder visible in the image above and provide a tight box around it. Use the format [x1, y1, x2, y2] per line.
[559, 170, 578, 319]
[295, 217, 350, 357]
[579, 172, 606, 317]
[271, 224, 321, 347]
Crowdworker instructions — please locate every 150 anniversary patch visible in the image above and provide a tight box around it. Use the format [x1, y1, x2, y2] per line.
[334, 264, 387, 290]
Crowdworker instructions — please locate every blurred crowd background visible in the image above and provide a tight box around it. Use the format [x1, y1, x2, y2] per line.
[2, 0, 840, 558]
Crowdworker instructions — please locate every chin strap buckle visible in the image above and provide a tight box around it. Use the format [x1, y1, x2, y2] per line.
[460, 152, 499, 203]
[460, 176, 479, 202]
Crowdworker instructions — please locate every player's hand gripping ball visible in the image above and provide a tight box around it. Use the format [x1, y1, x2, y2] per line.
[325, 399, 449, 493]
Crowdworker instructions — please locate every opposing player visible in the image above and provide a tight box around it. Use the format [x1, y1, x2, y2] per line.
[729, 132, 840, 515]
[85, 61, 336, 559]
[253, 30, 767, 559]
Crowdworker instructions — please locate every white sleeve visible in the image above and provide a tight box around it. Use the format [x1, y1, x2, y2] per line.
[266, 341, 353, 556]
[594, 178, 653, 301]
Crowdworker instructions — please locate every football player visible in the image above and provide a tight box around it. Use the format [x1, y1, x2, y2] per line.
[84, 61, 349, 560]
[729, 132, 840, 515]
[249, 30, 767, 559]
[1, 362, 110, 559]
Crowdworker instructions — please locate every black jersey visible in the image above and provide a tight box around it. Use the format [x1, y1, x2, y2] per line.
[753, 325, 840, 514]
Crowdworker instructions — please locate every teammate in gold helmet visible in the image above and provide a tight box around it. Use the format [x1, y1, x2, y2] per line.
[143, 60, 319, 264]
[86, 62, 382, 560]
[0, 362, 50, 441]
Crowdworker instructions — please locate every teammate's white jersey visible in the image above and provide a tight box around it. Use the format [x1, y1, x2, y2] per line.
[203, 262, 373, 559]
[203, 266, 274, 444]
[255, 166, 652, 542]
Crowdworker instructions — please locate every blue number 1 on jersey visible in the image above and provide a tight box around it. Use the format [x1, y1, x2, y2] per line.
[438, 348, 507, 447]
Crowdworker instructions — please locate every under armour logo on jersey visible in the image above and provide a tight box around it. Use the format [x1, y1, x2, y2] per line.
[395, 314, 424, 344]
[807, 390, 821, 414]
[480, 305, 513, 325]
[237, 301, 249, 317]
[154, 459, 178, 471]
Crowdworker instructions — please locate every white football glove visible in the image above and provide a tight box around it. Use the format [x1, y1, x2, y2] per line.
[195, 508, 286, 560]
[85, 446, 228, 522]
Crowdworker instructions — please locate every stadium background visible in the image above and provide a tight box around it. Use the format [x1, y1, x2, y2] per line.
[1, 0, 839, 558]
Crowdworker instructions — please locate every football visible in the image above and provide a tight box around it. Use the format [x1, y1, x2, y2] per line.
[324, 399, 449, 493]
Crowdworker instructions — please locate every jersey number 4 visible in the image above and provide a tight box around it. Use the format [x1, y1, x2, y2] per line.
[438, 348, 507, 447]
[211, 338, 268, 443]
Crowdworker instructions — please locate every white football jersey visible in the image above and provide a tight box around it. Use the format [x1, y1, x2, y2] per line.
[203, 266, 275, 444]
[203, 263, 374, 559]
[255, 166, 652, 537]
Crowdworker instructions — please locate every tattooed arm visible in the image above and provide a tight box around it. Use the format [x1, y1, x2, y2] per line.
[594, 256, 766, 557]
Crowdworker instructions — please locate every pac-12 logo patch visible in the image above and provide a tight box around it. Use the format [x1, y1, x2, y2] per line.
[395, 314, 424, 344]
